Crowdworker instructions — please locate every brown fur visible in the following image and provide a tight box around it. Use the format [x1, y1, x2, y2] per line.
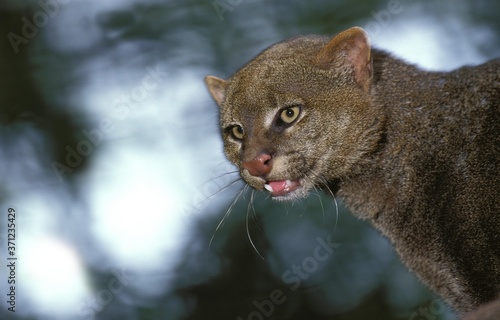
[205, 27, 500, 316]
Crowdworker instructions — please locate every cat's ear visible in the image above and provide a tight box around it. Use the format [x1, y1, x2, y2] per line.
[314, 27, 373, 92]
[205, 76, 228, 107]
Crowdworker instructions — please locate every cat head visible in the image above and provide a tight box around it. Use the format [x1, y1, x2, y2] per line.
[205, 27, 383, 201]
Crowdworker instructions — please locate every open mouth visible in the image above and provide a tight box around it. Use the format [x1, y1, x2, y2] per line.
[264, 179, 302, 197]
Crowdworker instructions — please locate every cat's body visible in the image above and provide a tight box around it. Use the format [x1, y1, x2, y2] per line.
[205, 27, 500, 316]
[338, 50, 500, 312]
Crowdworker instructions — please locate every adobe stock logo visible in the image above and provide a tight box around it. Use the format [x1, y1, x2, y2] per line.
[237, 235, 340, 320]
[363, 0, 405, 36]
[77, 268, 136, 320]
[212, 0, 243, 21]
[408, 299, 446, 320]
[7, 0, 71, 54]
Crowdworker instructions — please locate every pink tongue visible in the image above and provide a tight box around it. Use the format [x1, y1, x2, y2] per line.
[269, 180, 288, 193]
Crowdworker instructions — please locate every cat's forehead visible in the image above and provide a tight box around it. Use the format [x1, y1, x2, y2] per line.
[222, 74, 304, 127]
[220, 39, 331, 126]
[225, 60, 305, 104]
[221, 81, 277, 127]
[221, 64, 276, 118]
[232, 60, 279, 91]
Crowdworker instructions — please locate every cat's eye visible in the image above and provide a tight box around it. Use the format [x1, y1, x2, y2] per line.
[279, 106, 301, 124]
[230, 125, 244, 140]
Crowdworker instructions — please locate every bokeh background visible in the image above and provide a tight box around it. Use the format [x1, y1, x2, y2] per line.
[0, 0, 499, 319]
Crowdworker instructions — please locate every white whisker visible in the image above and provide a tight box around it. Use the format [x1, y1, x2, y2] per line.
[204, 177, 242, 201]
[318, 177, 340, 233]
[208, 184, 247, 255]
[247, 190, 265, 261]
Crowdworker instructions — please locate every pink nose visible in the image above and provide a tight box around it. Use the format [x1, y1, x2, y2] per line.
[242, 153, 272, 177]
